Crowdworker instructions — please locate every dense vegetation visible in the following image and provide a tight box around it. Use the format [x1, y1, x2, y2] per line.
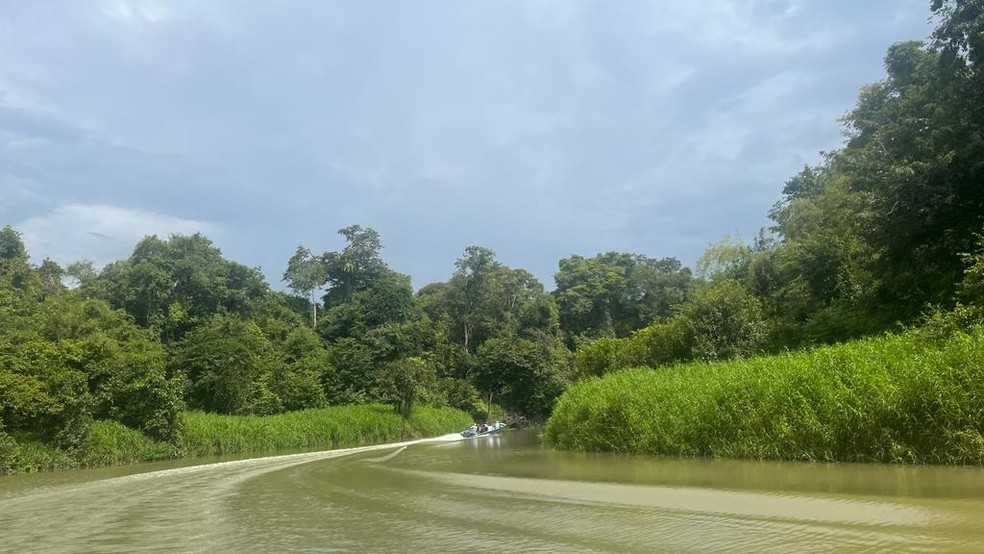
[545, 327, 984, 463]
[2, 0, 983, 472]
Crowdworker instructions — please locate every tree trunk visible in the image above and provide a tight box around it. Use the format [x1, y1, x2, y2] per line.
[310, 290, 318, 328]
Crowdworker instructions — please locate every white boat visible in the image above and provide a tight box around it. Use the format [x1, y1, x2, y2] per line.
[460, 422, 508, 438]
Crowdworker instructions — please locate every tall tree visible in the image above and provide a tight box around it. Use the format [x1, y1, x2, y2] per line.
[449, 246, 504, 352]
[321, 225, 388, 309]
[0, 227, 36, 292]
[441, 246, 559, 353]
[283, 246, 326, 327]
[64, 260, 98, 292]
[36, 258, 64, 298]
[695, 235, 752, 282]
[0, 226, 27, 262]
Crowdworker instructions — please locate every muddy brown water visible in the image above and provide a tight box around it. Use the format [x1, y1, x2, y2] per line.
[2, 429, 984, 553]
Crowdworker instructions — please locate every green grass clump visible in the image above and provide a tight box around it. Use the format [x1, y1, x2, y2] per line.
[80, 420, 179, 467]
[182, 404, 472, 457]
[3, 437, 77, 473]
[544, 328, 984, 464]
[1, 421, 175, 474]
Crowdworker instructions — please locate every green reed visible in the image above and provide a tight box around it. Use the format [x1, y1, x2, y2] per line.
[545, 328, 984, 464]
[81, 420, 179, 466]
[2, 405, 471, 474]
[182, 404, 472, 457]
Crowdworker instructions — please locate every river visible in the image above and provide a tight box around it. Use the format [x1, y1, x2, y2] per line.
[2, 429, 984, 553]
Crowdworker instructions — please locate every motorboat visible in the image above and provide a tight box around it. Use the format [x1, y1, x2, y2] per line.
[460, 421, 508, 438]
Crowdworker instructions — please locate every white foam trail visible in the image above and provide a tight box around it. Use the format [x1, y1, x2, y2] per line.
[0, 434, 464, 553]
[362, 446, 408, 463]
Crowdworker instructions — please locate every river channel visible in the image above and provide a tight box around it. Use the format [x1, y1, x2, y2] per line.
[2, 429, 984, 552]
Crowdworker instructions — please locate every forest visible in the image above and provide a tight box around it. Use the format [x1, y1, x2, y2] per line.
[1, 0, 982, 471]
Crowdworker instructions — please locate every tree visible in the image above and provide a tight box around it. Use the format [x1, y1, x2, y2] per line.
[93, 234, 269, 343]
[695, 235, 752, 282]
[42, 299, 184, 441]
[378, 357, 435, 419]
[37, 258, 64, 298]
[321, 226, 388, 308]
[754, 164, 882, 346]
[317, 270, 430, 392]
[931, 0, 984, 68]
[957, 232, 984, 308]
[1, 250, 184, 449]
[322, 337, 376, 404]
[450, 246, 503, 351]
[65, 260, 99, 294]
[677, 280, 769, 361]
[168, 313, 282, 415]
[0, 226, 27, 262]
[251, 301, 330, 411]
[571, 278, 769, 375]
[283, 246, 326, 328]
[430, 246, 563, 356]
[554, 252, 691, 343]
[412, 247, 570, 410]
[475, 337, 568, 419]
[745, 17, 984, 342]
[0, 227, 35, 292]
[839, 37, 984, 320]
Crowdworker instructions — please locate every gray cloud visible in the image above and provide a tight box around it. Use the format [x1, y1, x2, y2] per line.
[18, 203, 218, 267]
[0, 0, 934, 287]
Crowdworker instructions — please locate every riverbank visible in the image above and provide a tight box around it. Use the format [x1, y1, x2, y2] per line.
[1, 404, 472, 474]
[544, 327, 984, 464]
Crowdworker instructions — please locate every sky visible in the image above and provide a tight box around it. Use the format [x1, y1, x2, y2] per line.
[0, 0, 936, 289]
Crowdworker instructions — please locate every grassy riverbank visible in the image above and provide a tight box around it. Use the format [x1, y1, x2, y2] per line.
[544, 328, 984, 464]
[2, 404, 472, 474]
[181, 404, 471, 456]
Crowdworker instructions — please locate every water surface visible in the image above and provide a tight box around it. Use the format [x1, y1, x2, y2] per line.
[2, 430, 984, 552]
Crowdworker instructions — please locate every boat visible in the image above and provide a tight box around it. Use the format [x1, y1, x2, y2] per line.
[461, 392, 509, 438]
[460, 421, 508, 438]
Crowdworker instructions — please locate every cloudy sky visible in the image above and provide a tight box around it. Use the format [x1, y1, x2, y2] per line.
[1, 0, 934, 289]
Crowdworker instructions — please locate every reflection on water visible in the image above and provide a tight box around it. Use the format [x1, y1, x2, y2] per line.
[2, 430, 984, 553]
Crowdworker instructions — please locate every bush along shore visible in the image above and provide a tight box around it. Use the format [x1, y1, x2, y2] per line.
[544, 328, 984, 464]
[1, 404, 472, 474]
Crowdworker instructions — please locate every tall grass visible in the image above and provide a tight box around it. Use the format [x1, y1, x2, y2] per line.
[2, 405, 471, 474]
[182, 404, 472, 457]
[2, 421, 177, 473]
[544, 328, 984, 464]
[80, 420, 179, 467]
[3, 437, 77, 473]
